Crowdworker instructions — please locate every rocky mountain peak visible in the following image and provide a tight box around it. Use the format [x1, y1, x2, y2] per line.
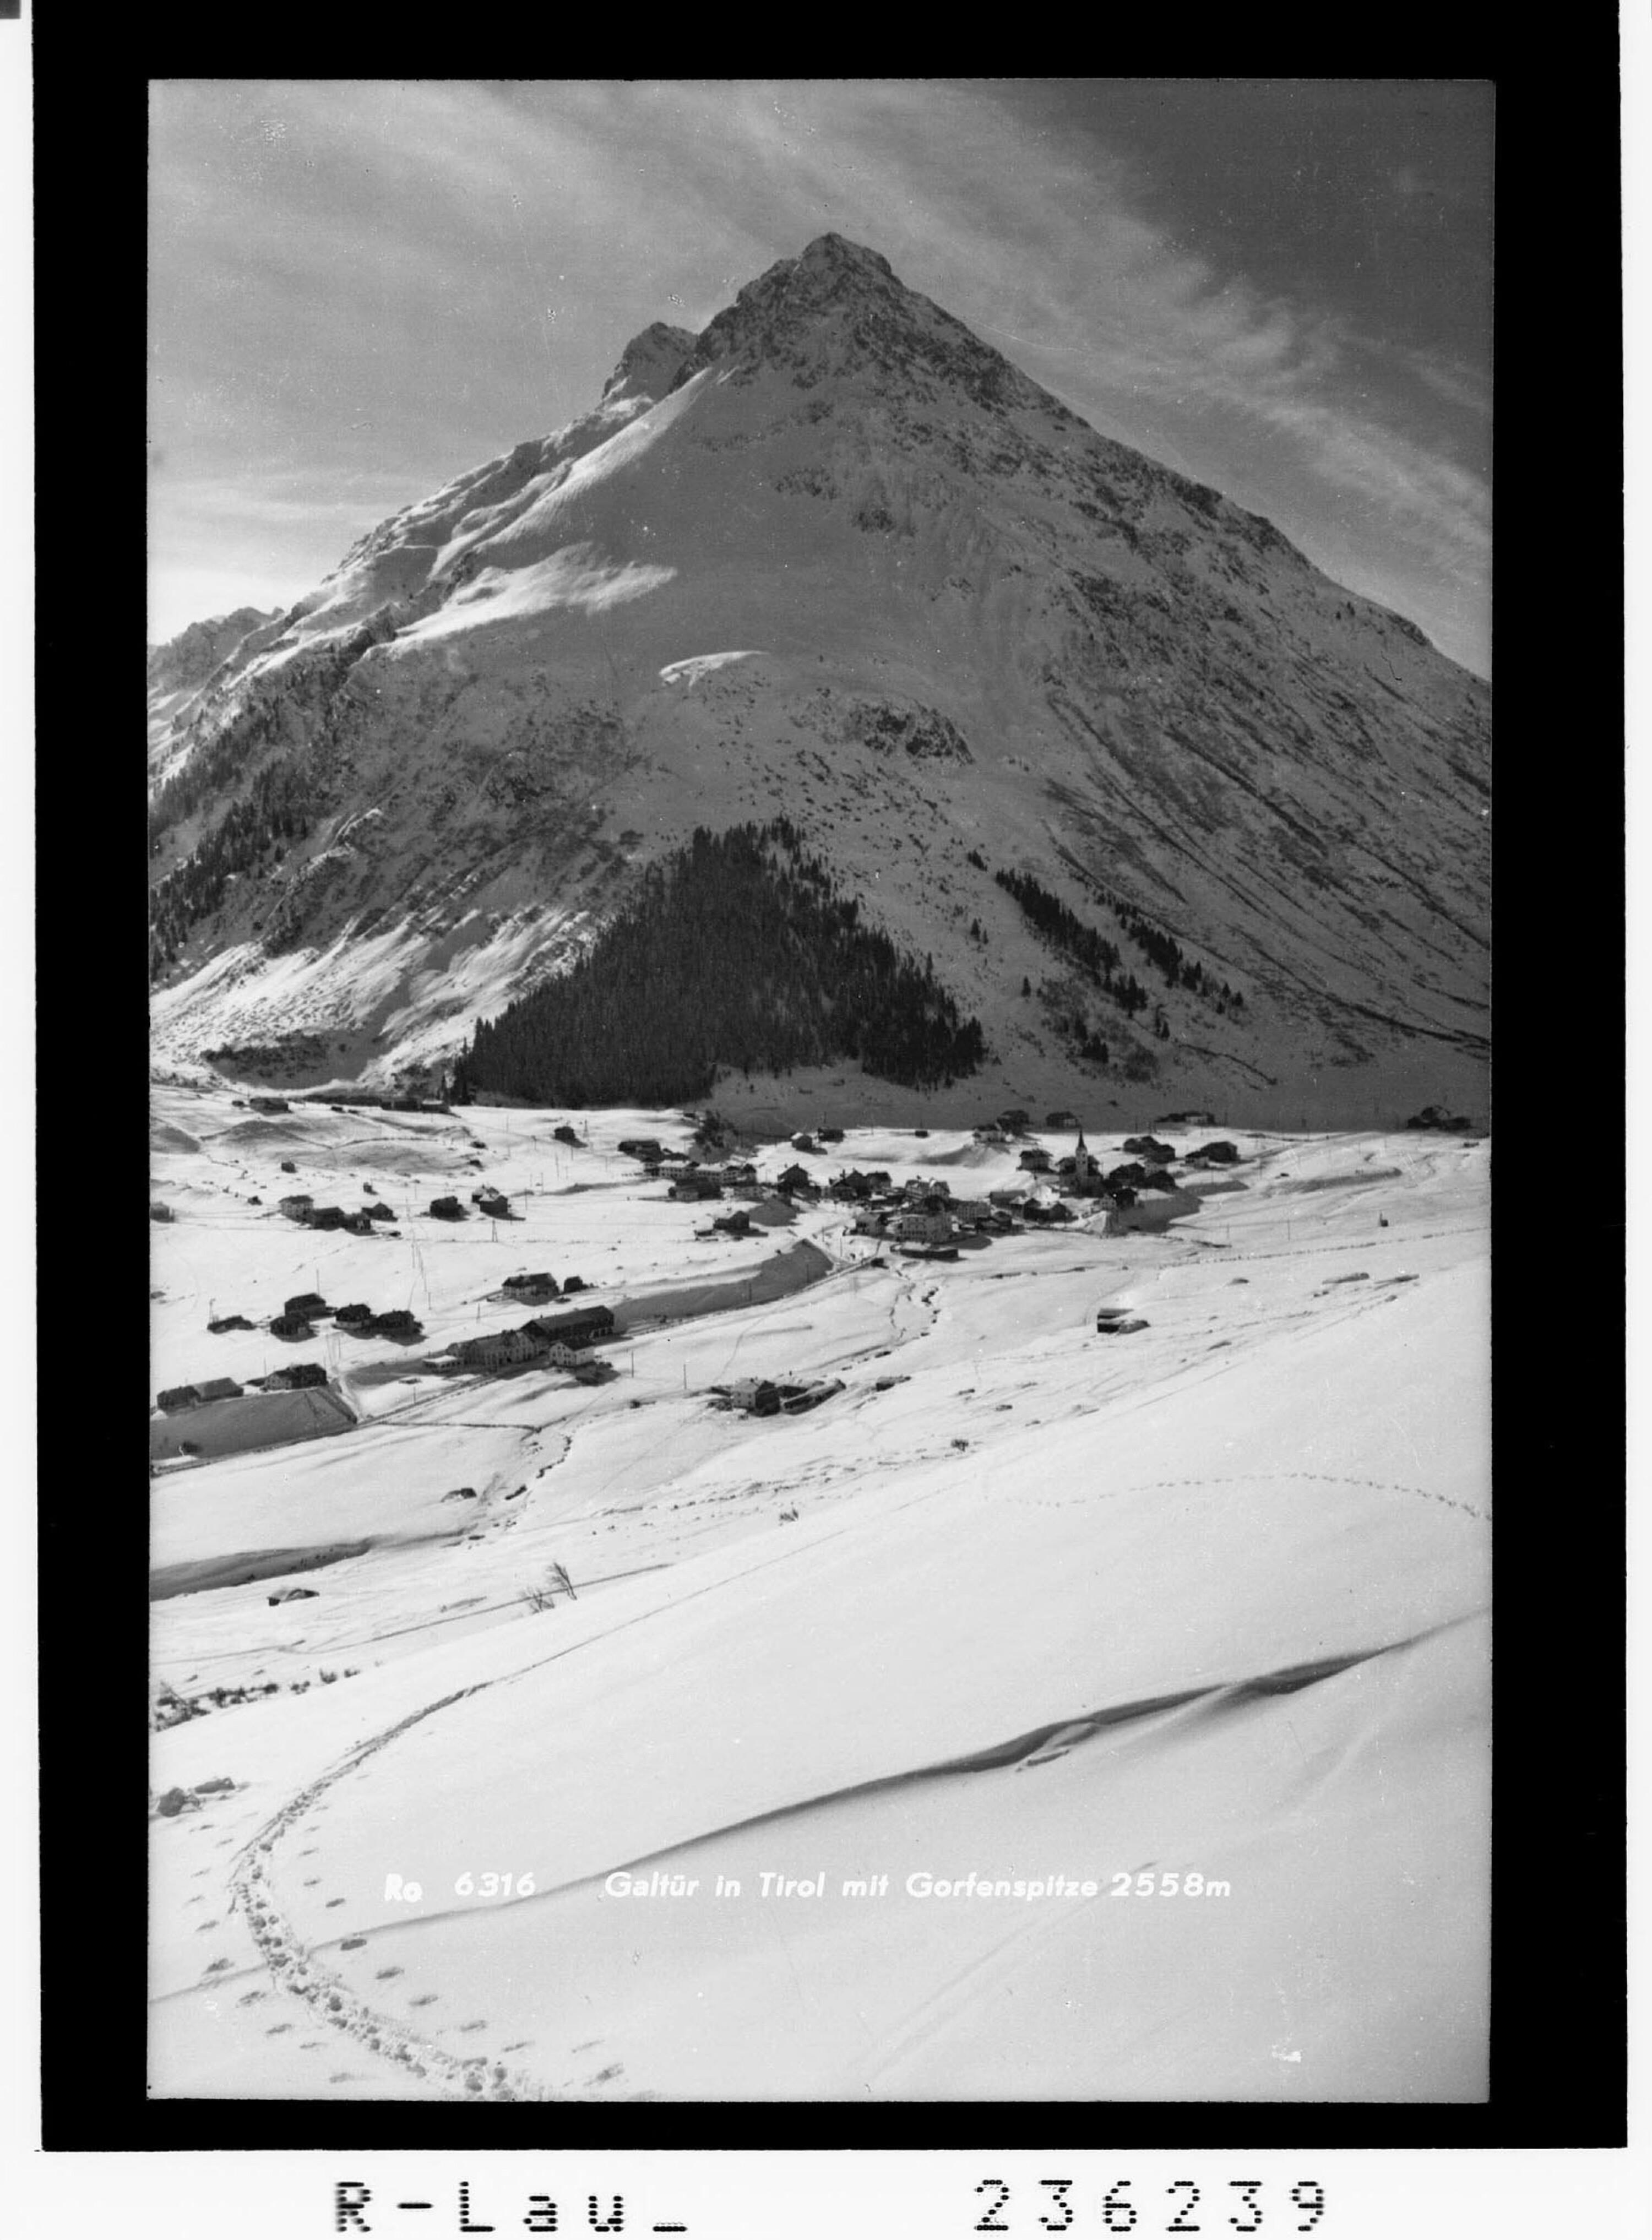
[673, 231, 1033, 411]
[602, 320, 699, 405]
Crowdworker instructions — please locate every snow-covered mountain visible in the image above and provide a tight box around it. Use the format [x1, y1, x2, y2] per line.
[148, 605, 281, 778]
[148, 235, 1490, 1126]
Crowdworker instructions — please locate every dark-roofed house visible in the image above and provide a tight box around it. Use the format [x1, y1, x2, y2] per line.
[670, 1176, 723, 1200]
[264, 1362, 329, 1390]
[774, 1164, 817, 1198]
[268, 1314, 315, 1340]
[363, 1202, 396, 1221]
[285, 1292, 330, 1317]
[334, 1303, 372, 1326]
[278, 1194, 314, 1219]
[1018, 1146, 1053, 1173]
[429, 1196, 467, 1220]
[1122, 1134, 1177, 1164]
[525, 1304, 616, 1349]
[363, 1309, 422, 1339]
[194, 1377, 243, 1403]
[503, 1272, 558, 1296]
[156, 1385, 203, 1413]
[249, 1096, 291, 1114]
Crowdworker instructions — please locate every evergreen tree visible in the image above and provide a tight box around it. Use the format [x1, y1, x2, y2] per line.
[461, 822, 987, 1104]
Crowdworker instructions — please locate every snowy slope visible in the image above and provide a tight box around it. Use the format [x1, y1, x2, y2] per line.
[149, 1094, 1489, 2101]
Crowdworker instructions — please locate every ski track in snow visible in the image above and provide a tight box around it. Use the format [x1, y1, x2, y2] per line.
[153, 1109, 1488, 2098]
[224, 1597, 1485, 2097]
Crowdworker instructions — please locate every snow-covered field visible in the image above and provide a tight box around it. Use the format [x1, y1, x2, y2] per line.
[148, 1091, 1490, 2101]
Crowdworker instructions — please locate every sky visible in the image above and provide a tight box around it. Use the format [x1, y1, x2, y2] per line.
[148, 78, 1492, 674]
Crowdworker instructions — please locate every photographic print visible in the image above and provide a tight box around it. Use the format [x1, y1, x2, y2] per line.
[146, 79, 1492, 2106]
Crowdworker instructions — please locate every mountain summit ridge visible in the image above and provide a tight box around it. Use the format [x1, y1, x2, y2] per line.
[149, 235, 1489, 1126]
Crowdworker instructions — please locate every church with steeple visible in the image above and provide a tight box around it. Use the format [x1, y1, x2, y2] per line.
[1059, 1126, 1107, 1197]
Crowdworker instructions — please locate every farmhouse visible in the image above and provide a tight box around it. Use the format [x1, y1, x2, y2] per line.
[544, 1339, 594, 1369]
[451, 1328, 551, 1373]
[670, 1176, 724, 1201]
[1122, 1134, 1177, 1164]
[725, 1378, 783, 1416]
[278, 1194, 314, 1219]
[268, 1314, 315, 1340]
[156, 1385, 203, 1413]
[773, 1165, 818, 1198]
[503, 1271, 558, 1296]
[264, 1362, 329, 1390]
[333, 1303, 372, 1326]
[284, 1292, 330, 1318]
[1018, 1147, 1053, 1173]
[430, 1195, 468, 1220]
[194, 1377, 244, 1403]
[888, 1208, 953, 1244]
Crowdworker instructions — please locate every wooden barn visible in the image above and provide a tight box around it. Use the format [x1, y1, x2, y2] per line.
[525, 1304, 616, 1349]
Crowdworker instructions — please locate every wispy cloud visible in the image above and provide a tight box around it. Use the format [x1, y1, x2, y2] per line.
[149, 80, 1490, 669]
